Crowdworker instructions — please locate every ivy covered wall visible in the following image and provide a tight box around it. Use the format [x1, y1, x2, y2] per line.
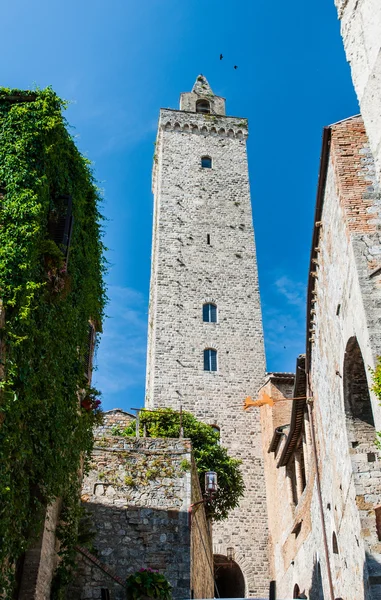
[0, 88, 106, 595]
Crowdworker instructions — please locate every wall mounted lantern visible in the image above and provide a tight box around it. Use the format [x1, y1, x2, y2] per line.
[205, 471, 218, 496]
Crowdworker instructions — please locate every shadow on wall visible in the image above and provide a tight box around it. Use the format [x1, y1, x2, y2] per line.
[363, 552, 381, 600]
[308, 560, 324, 600]
[67, 502, 193, 600]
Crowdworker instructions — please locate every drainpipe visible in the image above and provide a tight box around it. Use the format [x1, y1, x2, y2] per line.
[306, 372, 335, 600]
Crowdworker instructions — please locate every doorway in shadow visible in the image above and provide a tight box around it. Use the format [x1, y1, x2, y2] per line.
[214, 554, 245, 598]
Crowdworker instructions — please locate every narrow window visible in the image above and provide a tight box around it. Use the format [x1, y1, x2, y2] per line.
[84, 322, 96, 381]
[196, 99, 210, 114]
[376, 506, 381, 541]
[203, 303, 217, 323]
[204, 348, 217, 371]
[332, 532, 339, 554]
[207, 234, 211, 245]
[101, 590, 110, 600]
[48, 194, 74, 263]
[201, 156, 212, 169]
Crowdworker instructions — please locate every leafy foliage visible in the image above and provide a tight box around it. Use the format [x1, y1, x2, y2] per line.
[0, 87, 106, 594]
[126, 568, 172, 600]
[120, 408, 244, 521]
[371, 358, 381, 450]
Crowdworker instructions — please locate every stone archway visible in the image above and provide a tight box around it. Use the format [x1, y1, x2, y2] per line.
[214, 554, 245, 598]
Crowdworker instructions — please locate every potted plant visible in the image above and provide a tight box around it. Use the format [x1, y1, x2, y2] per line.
[126, 568, 172, 600]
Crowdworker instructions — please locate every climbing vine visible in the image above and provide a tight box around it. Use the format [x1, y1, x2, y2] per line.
[0, 88, 106, 594]
[119, 408, 245, 521]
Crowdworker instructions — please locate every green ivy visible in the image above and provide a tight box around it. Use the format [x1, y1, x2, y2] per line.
[118, 408, 245, 521]
[0, 87, 106, 594]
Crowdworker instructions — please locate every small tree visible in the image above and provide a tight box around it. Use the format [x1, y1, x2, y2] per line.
[119, 408, 244, 521]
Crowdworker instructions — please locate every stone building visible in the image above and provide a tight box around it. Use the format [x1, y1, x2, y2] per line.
[335, 0, 381, 186]
[145, 75, 269, 597]
[69, 431, 213, 600]
[257, 115, 381, 599]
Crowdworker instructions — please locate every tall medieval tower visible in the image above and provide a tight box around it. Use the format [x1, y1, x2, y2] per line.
[146, 75, 269, 597]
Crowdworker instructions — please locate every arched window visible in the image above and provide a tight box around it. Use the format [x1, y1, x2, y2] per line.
[196, 99, 210, 114]
[211, 424, 220, 439]
[201, 156, 212, 169]
[332, 532, 339, 554]
[204, 348, 217, 372]
[293, 584, 300, 599]
[203, 303, 217, 323]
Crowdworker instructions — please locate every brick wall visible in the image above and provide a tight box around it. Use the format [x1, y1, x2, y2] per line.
[94, 408, 134, 437]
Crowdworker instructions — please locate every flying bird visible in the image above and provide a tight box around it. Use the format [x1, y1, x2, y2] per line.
[234, 65, 238, 69]
[220, 54, 223, 60]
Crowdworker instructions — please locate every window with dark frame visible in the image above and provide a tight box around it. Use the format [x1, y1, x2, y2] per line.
[48, 194, 74, 263]
[203, 303, 217, 323]
[204, 348, 217, 371]
[201, 156, 212, 169]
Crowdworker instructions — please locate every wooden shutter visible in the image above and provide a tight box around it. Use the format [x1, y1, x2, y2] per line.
[210, 349, 217, 371]
[203, 349, 209, 371]
[203, 304, 209, 322]
[210, 304, 217, 322]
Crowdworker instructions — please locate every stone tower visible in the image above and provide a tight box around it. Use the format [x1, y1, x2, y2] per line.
[146, 75, 269, 597]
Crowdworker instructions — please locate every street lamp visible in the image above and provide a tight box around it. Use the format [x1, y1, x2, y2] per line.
[205, 471, 218, 497]
[188, 471, 218, 528]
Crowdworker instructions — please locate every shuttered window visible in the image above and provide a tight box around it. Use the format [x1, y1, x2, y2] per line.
[48, 195, 74, 262]
[203, 303, 217, 323]
[204, 349, 217, 372]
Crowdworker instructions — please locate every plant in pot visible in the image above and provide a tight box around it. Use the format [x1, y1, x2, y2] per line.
[126, 568, 172, 600]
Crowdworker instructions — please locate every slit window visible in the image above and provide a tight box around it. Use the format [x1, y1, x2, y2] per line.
[101, 590, 110, 600]
[84, 322, 96, 381]
[201, 156, 212, 169]
[204, 349, 217, 371]
[203, 303, 217, 323]
[207, 234, 211, 245]
[196, 99, 211, 114]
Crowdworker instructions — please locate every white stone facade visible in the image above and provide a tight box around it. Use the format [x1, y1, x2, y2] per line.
[336, 0, 381, 186]
[145, 76, 269, 596]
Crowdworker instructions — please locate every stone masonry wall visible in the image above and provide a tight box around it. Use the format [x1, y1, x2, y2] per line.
[68, 437, 213, 600]
[146, 81, 269, 595]
[335, 0, 381, 186]
[265, 117, 381, 599]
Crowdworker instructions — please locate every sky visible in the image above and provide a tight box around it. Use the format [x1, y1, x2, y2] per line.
[1, 0, 359, 412]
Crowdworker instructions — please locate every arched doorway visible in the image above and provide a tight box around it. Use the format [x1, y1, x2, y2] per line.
[343, 336, 375, 447]
[214, 554, 245, 598]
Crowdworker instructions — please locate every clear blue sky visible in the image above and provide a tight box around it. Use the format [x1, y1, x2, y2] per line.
[2, 0, 359, 412]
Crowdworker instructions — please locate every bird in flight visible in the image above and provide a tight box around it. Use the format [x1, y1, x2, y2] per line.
[234, 65, 238, 69]
[220, 54, 223, 60]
